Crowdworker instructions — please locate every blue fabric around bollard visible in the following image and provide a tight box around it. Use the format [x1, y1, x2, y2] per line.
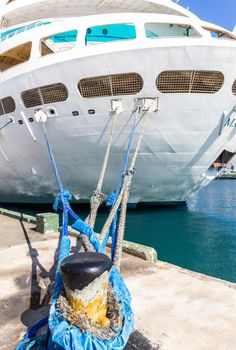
[71, 218, 102, 252]
[47, 267, 134, 350]
[15, 202, 134, 350]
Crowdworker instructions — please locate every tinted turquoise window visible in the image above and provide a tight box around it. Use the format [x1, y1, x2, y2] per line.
[145, 23, 200, 38]
[0, 21, 51, 42]
[85, 23, 136, 45]
[49, 30, 78, 43]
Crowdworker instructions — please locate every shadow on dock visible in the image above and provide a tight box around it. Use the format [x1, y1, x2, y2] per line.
[125, 331, 161, 350]
[19, 218, 83, 327]
[19, 218, 58, 326]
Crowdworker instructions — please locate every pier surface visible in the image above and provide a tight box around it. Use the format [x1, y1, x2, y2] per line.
[0, 215, 236, 350]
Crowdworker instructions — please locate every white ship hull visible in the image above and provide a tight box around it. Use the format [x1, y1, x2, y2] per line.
[1, 4, 236, 204]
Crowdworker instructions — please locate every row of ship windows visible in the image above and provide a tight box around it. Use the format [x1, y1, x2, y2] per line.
[1, 70, 235, 116]
[0, 24, 200, 73]
[1, 21, 235, 44]
[1, 23, 235, 73]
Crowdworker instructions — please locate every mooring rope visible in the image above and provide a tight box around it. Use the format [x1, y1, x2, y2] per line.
[99, 105, 151, 269]
[40, 105, 150, 268]
[86, 112, 118, 230]
[16, 109, 138, 350]
[110, 107, 140, 261]
[114, 108, 151, 269]
[98, 107, 140, 247]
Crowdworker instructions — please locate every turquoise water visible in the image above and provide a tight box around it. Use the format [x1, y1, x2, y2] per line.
[5, 180, 236, 283]
[94, 180, 236, 283]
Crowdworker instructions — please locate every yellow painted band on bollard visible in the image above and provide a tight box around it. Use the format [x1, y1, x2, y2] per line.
[65, 272, 111, 328]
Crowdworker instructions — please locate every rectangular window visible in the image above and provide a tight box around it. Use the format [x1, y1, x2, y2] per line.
[85, 23, 136, 45]
[145, 23, 201, 39]
[41, 30, 77, 56]
[0, 41, 32, 72]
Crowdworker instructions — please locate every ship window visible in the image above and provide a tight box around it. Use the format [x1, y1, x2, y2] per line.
[232, 80, 236, 95]
[41, 30, 78, 56]
[21, 83, 68, 108]
[0, 96, 16, 116]
[202, 26, 236, 40]
[85, 23, 136, 45]
[0, 21, 51, 42]
[156, 70, 224, 94]
[78, 73, 143, 98]
[145, 23, 201, 38]
[0, 41, 32, 72]
[212, 151, 235, 169]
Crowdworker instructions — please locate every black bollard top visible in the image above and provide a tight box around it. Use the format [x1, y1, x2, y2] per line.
[60, 252, 112, 291]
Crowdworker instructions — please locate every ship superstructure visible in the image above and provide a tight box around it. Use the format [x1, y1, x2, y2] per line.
[0, 0, 236, 204]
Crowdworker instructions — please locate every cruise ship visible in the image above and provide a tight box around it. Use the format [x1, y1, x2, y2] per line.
[0, 0, 236, 205]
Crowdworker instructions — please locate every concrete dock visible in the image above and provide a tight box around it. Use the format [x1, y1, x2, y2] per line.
[0, 214, 236, 350]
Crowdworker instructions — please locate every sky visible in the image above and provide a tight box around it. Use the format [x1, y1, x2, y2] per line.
[174, 0, 236, 31]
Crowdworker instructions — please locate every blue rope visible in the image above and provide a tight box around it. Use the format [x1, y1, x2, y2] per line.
[15, 317, 49, 350]
[118, 110, 138, 192]
[42, 123, 64, 195]
[53, 190, 72, 212]
[110, 110, 139, 261]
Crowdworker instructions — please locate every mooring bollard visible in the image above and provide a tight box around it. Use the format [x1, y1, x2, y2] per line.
[60, 252, 112, 327]
[36, 212, 59, 234]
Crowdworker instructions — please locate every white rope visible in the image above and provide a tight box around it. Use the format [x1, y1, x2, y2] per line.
[85, 105, 150, 259]
[86, 112, 118, 230]
[99, 185, 125, 242]
[113, 171, 133, 269]
[114, 108, 151, 269]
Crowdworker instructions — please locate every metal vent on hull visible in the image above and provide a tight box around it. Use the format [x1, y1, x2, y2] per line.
[21, 83, 68, 108]
[0, 96, 16, 116]
[232, 80, 236, 95]
[21, 88, 42, 108]
[0, 103, 4, 116]
[78, 73, 143, 98]
[156, 70, 224, 94]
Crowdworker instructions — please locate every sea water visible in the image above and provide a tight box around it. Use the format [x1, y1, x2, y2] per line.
[95, 179, 236, 283]
[8, 179, 236, 283]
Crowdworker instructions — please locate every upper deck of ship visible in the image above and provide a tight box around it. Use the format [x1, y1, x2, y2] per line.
[0, 0, 199, 28]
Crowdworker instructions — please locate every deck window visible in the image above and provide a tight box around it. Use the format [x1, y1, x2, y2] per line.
[41, 30, 78, 56]
[85, 23, 136, 45]
[156, 70, 224, 94]
[78, 73, 143, 98]
[202, 27, 236, 40]
[0, 42, 32, 72]
[0, 97, 15, 116]
[22, 83, 68, 108]
[0, 21, 51, 42]
[212, 151, 235, 169]
[145, 23, 201, 39]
